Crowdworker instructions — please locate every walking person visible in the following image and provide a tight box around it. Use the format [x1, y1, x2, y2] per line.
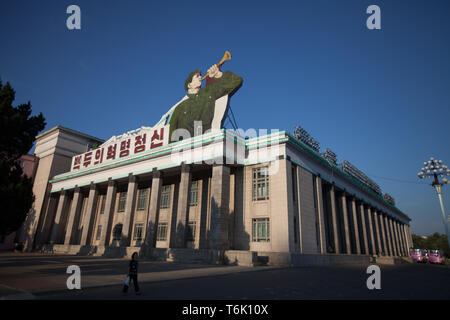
[123, 252, 141, 295]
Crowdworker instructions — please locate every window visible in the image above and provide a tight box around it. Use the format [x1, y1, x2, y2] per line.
[113, 224, 123, 241]
[117, 192, 127, 212]
[252, 218, 270, 242]
[157, 223, 168, 241]
[160, 185, 171, 209]
[99, 195, 106, 214]
[133, 223, 144, 241]
[186, 221, 196, 241]
[137, 189, 148, 211]
[189, 181, 199, 206]
[252, 167, 269, 201]
[96, 225, 102, 241]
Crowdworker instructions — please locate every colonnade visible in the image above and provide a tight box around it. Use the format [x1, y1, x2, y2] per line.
[319, 181, 412, 257]
[44, 164, 230, 250]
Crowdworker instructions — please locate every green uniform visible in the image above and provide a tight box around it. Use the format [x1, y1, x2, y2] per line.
[169, 71, 242, 142]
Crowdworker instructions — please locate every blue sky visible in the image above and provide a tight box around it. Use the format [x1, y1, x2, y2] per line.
[1, 0, 450, 236]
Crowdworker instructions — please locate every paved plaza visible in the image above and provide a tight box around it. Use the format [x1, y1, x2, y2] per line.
[0, 252, 449, 300]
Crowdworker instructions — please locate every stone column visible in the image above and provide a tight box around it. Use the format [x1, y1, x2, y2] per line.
[209, 165, 230, 249]
[397, 222, 406, 257]
[199, 177, 211, 249]
[359, 202, 369, 255]
[232, 168, 244, 250]
[398, 223, 404, 256]
[400, 223, 409, 257]
[35, 193, 59, 246]
[389, 219, 398, 256]
[411, 227, 414, 249]
[399, 223, 409, 257]
[407, 225, 413, 250]
[366, 207, 376, 255]
[373, 209, 382, 256]
[174, 163, 192, 248]
[402, 224, 409, 256]
[315, 176, 327, 254]
[145, 169, 163, 248]
[329, 185, 340, 254]
[274, 159, 296, 253]
[64, 187, 83, 245]
[394, 221, 403, 256]
[393, 221, 401, 256]
[392, 220, 401, 257]
[384, 216, 393, 256]
[393, 220, 401, 256]
[121, 175, 138, 247]
[410, 226, 414, 249]
[50, 190, 68, 244]
[390, 220, 397, 256]
[378, 212, 388, 256]
[350, 198, 361, 254]
[141, 187, 151, 245]
[99, 179, 117, 246]
[294, 166, 303, 253]
[402, 224, 410, 253]
[340, 193, 351, 254]
[80, 183, 99, 246]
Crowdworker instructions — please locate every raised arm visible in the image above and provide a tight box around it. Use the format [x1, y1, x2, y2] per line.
[205, 65, 243, 99]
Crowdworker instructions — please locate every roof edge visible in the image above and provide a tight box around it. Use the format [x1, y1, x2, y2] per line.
[36, 125, 104, 143]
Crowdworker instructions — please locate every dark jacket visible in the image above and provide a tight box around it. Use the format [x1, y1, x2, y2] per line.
[129, 260, 138, 275]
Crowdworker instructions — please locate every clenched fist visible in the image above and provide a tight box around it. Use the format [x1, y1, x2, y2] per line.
[207, 64, 223, 79]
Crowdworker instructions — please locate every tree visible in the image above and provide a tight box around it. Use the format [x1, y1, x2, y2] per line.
[412, 233, 450, 257]
[0, 80, 46, 237]
[411, 234, 426, 249]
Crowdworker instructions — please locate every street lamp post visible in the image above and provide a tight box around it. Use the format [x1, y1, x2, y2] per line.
[418, 157, 450, 249]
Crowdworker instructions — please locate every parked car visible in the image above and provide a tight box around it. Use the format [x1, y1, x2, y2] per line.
[409, 248, 426, 263]
[423, 249, 429, 263]
[428, 249, 445, 265]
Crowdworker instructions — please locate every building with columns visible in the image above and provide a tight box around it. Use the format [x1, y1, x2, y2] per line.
[22, 124, 412, 266]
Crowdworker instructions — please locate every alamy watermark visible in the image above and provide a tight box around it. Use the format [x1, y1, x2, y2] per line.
[366, 265, 381, 290]
[65, 4, 381, 31]
[66, 5, 81, 30]
[367, 5, 381, 30]
[169, 126, 282, 175]
[66, 265, 81, 290]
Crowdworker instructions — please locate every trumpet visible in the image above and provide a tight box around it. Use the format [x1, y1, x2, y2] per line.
[201, 51, 231, 81]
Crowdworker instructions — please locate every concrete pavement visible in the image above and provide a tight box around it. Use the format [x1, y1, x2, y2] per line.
[0, 252, 280, 299]
[1, 252, 449, 300]
[36, 263, 450, 300]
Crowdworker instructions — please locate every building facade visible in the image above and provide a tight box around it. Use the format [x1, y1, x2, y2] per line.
[22, 125, 412, 265]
